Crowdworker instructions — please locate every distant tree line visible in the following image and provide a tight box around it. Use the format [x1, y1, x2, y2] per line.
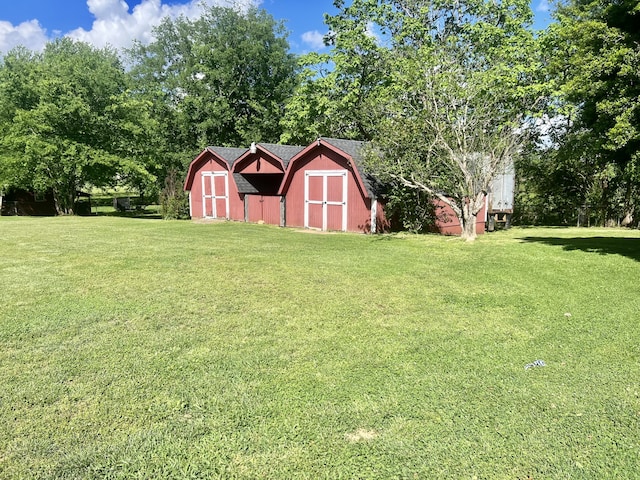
[0, 1, 637, 232]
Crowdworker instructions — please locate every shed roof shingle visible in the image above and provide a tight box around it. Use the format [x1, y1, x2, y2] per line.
[257, 143, 305, 168]
[208, 146, 247, 166]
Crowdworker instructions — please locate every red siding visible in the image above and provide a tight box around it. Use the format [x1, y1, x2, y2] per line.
[235, 154, 284, 174]
[283, 145, 374, 233]
[247, 195, 281, 225]
[433, 199, 486, 235]
[187, 154, 243, 221]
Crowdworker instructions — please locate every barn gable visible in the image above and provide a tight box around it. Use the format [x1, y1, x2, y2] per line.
[184, 146, 246, 220]
[232, 143, 304, 195]
[278, 138, 385, 233]
[226, 143, 304, 226]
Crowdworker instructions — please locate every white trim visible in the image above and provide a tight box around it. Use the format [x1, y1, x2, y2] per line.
[201, 171, 229, 219]
[304, 170, 348, 231]
[485, 193, 488, 223]
[371, 199, 377, 234]
[224, 173, 230, 219]
[188, 191, 193, 218]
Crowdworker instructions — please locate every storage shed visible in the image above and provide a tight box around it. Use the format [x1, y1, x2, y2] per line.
[184, 137, 495, 236]
[278, 138, 387, 233]
[0, 188, 57, 216]
[184, 146, 247, 220]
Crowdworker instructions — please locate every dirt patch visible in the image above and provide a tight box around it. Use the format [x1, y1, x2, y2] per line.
[344, 428, 379, 443]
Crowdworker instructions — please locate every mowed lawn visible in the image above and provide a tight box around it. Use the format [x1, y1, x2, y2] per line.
[1, 217, 639, 479]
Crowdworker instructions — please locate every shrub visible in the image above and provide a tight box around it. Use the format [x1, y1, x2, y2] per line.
[160, 169, 189, 219]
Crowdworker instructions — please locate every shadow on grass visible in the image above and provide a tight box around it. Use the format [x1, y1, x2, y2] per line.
[95, 211, 163, 220]
[520, 236, 640, 262]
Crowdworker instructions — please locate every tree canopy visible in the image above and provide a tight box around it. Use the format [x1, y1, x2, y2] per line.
[1, 0, 638, 230]
[128, 5, 299, 156]
[520, 0, 640, 226]
[282, 0, 537, 239]
[0, 38, 156, 214]
[0, 5, 299, 215]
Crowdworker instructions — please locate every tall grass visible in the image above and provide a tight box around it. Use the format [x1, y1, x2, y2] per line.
[1, 217, 639, 478]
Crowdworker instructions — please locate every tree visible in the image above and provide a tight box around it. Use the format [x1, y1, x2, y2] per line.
[127, 4, 299, 160]
[303, 0, 537, 240]
[367, 59, 526, 240]
[280, 22, 387, 144]
[530, 0, 640, 227]
[0, 39, 156, 214]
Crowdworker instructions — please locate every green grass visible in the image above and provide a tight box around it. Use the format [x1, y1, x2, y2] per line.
[1, 217, 639, 479]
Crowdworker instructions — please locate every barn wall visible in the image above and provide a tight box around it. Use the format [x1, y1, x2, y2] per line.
[372, 199, 391, 233]
[247, 195, 282, 225]
[235, 154, 283, 174]
[284, 146, 374, 233]
[188, 156, 243, 220]
[432, 198, 487, 235]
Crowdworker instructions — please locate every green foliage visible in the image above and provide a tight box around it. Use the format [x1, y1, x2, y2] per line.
[383, 185, 436, 233]
[297, 0, 537, 239]
[524, 0, 640, 226]
[281, 8, 389, 143]
[1, 218, 639, 477]
[128, 5, 299, 154]
[159, 169, 189, 220]
[0, 39, 156, 214]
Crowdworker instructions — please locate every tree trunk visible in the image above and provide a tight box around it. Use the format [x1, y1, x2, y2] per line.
[459, 193, 486, 241]
[52, 187, 64, 216]
[52, 187, 75, 215]
[460, 201, 477, 242]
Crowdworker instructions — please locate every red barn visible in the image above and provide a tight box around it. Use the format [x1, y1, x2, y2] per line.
[184, 146, 246, 220]
[184, 137, 488, 236]
[278, 138, 387, 233]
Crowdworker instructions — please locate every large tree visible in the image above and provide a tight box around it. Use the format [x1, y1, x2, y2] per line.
[0, 39, 156, 214]
[528, 0, 640, 227]
[128, 4, 299, 161]
[289, 0, 537, 239]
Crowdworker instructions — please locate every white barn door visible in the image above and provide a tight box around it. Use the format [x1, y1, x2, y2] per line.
[304, 170, 347, 231]
[201, 172, 229, 219]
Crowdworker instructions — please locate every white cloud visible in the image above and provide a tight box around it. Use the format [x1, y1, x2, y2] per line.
[69, 0, 260, 51]
[536, 0, 550, 13]
[0, 0, 261, 56]
[0, 19, 50, 54]
[301, 30, 326, 51]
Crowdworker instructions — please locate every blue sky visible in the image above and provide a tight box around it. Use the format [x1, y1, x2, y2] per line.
[0, 0, 552, 56]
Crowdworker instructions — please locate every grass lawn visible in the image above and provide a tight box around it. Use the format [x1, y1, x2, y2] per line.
[1, 217, 639, 479]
